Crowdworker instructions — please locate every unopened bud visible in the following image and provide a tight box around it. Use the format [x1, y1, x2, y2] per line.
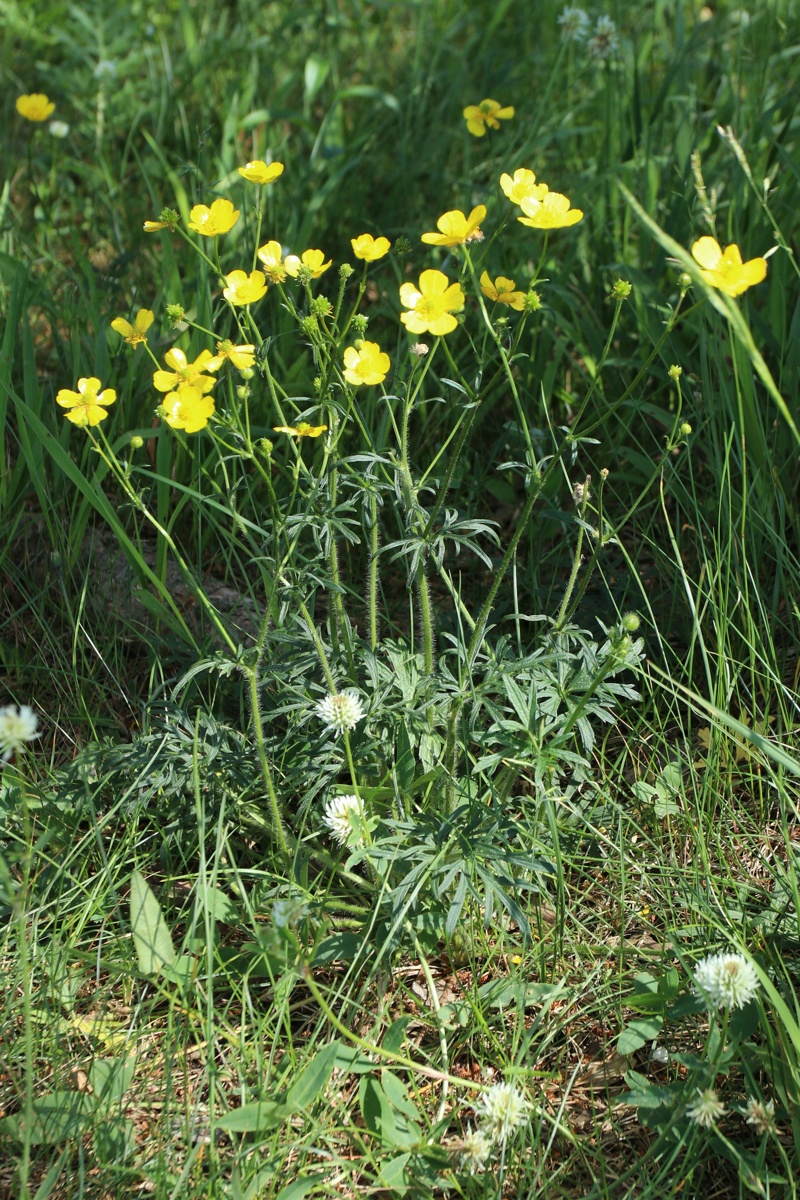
[678, 272, 692, 291]
[668, 364, 682, 381]
[680, 422, 692, 436]
[621, 612, 640, 633]
[612, 279, 632, 300]
[130, 435, 144, 449]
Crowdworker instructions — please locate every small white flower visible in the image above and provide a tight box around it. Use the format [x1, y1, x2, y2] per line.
[323, 794, 366, 846]
[94, 58, 118, 80]
[410, 342, 429, 357]
[557, 5, 591, 41]
[0, 705, 40, 762]
[315, 689, 365, 736]
[48, 120, 70, 139]
[687, 1086, 726, 1128]
[476, 1082, 530, 1141]
[744, 1096, 776, 1135]
[693, 952, 760, 1010]
[587, 14, 620, 60]
[457, 1124, 493, 1174]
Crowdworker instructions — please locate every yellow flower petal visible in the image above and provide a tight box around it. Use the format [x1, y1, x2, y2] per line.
[222, 269, 267, 305]
[187, 198, 240, 237]
[238, 160, 284, 185]
[16, 93, 55, 122]
[161, 386, 215, 433]
[351, 233, 391, 262]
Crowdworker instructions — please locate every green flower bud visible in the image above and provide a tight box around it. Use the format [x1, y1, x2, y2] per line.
[668, 364, 682, 381]
[351, 314, 369, 335]
[165, 303, 185, 325]
[310, 295, 333, 318]
[621, 612, 640, 633]
[339, 262, 355, 281]
[392, 236, 412, 257]
[680, 422, 692, 436]
[130, 435, 144, 449]
[678, 272, 692, 291]
[612, 279, 632, 300]
[524, 289, 542, 313]
[257, 437, 273, 457]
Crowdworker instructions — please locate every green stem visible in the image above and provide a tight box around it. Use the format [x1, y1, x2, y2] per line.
[465, 461, 550, 668]
[553, 476, 591, 631]
[300, 965, 483, 1092]
[245, 666, 290, 860]
[368, 492, 380, 651]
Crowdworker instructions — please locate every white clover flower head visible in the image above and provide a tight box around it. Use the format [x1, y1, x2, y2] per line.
[587, 14, 620, 59]
[744, 1096, 776, 1135]
[558, 5, 591, 41]
[323, 794, 366, 846]
[94, 58, 118, 80]
[476, 1082, 530, 1141]
[457, 1124, 493, 1174]
[315, 689, 365, 736]
[0, 704, 40, 762]
[48, 120, 70, 139]
[693, 952, 760, 1010]
[687, 1086, 726, 1128]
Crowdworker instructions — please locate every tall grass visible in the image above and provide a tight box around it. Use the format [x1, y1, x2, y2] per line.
[2, 1, 800, 1197]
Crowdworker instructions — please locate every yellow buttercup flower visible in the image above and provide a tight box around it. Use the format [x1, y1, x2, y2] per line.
[343, 341, 390, 387]
[273, 422, 328, 438]
[222, 269, 267, 306]
[463, 99, 514, 137]
[351, 234, 391, 262]
[111, 309, 154, 347]
[187, 198, 240, 237]
[479, 272, 526, 311]
[500, 168, 549, 207]
[143, 219, 169, 232]
[160, 387, 215, 433]
[421, 206, 487, 247]
[56, 377, 116, 427]
[284, 249, 332, 279]
[153, 348, 219, 394]
[399, 269, 465, 337]
[690, 237, 767, 297]
[256, 240, 287, 282]
[238, 160, 284, 185]
[16, 93, 55, 122]
[209, 340, 256, 371]
[517, 191, 583, 229]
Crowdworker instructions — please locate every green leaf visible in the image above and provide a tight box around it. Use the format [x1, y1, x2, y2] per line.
[284, 1042, 339, 1113]
[617, 1015, 664, 1055]
[382, 1017, 411, 1056]
[359, 1075, 396, 1143]
[620, 1070, 677, 1109]
[0, 1091, 94, 1145]
[332, 1044, 376, 1074]
[89, 1058, 136, 1108]
[216, 1100, 287, 1133]
[194, 882, 239, 924]
[93, 1117, 135, 1164]
[379, 1153, 412, 1192]
[274, 1177, 326, 1200]
[311, 932, 361, 965]
[129, 870, 176, 978]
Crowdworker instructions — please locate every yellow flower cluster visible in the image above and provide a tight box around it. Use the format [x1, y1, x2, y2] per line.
[500, 168, 583, 230]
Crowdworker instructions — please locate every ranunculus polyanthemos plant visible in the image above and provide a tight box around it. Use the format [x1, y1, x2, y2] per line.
[53, 148, 766, 865]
